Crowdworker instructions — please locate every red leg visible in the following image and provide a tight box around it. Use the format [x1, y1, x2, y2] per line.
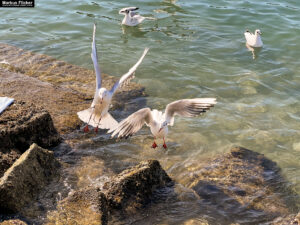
[151, 137, 158, 148]
[83, 125, 89, 132]
[163, 137, 167, 149]
[95, 117, 101, 133]
[83, 106, 95, 132]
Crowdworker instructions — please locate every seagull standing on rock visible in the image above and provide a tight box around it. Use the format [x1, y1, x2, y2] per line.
[244, 29, 263, 47]
[77, 24, 149, 133]
[109, 98, 217, 148]
[119, 7, 154, 26]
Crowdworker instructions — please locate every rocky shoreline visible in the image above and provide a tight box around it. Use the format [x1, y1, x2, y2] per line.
[0, 43, 299, 225]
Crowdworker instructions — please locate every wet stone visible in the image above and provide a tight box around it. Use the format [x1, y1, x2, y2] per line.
[103, 160, 173, 212]
[46, 187, 108, 225]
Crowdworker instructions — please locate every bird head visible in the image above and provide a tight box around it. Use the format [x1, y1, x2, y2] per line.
[119, 7, 139, 15]
[98, 88, 108, 103]
[159, 121, 168, 132]
[255, 29, 262, 35]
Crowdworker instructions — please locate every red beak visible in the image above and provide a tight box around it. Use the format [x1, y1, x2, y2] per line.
[159, 127, 163, 132]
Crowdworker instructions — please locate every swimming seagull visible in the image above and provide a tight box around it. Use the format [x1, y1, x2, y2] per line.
[77, 24, 149, 133]
[244, 29, 263, 47]
[109, 98, 217, 148]
[119, 7, 154, 26]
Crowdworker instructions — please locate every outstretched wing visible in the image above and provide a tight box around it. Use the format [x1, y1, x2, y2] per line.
[109, 48, 149, 95]
[91, 23, 102, 90]
[109, 108, 153, 138]
[164, 98, 217, 126]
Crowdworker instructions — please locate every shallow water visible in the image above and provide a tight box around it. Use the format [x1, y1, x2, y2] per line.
[1, 0, 300, 224]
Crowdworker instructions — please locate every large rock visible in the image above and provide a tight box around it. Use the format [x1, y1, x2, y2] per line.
[46, 187, 108, 225]
[0, 101, 60, 153]
[0, 144, 60, 213]
[187, 147, 299, 224]
[103, 160, 173, 212]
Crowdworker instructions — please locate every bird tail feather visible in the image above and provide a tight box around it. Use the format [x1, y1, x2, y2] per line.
[77, 109, 118, 130]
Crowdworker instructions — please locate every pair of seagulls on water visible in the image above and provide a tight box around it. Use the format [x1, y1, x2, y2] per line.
[119, 6, 263, 49]
[77, 24, 217, 149]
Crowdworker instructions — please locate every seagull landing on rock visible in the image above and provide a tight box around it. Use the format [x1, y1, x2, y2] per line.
[77, 24, 149, 133]
[119, 7, 154, 26]
[244, 29, 263, 47]
[109, 98, 217, 149]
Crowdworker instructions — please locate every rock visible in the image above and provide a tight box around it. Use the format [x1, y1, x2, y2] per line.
[103, 160, 173, 212]
[0, 43, 146, 133]
[188, 147, 298, 224]
[0, 100, 60, 154]
[0, 219, 27, 225]
[0, 144, 60, 213]
[46, 187, 108, 225]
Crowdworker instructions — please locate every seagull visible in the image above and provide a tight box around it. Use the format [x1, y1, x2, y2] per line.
[109, 98, 217, 148]
[119, 7, 154, 26]
[244, 29, 263, 47]
[77, 24, 149, 133]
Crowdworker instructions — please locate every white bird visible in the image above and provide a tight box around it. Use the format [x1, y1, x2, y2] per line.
[77, 24, 149, 133]
[119, 7, 153, 26]
[109, 98, 217, 148]
[244, 29, 263, 47]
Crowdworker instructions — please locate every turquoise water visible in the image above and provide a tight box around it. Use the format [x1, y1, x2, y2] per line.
[1, 0, 300, 223]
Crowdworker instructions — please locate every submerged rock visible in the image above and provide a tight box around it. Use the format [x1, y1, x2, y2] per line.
[103, 160, 173, 212]
[0, 144, 60, 213]
[187, 147, 299, 224]
[46, 187, 108, 225]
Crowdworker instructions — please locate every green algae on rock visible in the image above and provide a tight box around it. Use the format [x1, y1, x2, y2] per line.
[0, 144, 60, 213]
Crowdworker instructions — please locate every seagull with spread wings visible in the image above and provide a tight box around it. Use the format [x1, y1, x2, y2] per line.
[109, 98, 217, 148]
[77, 24, 149, 133]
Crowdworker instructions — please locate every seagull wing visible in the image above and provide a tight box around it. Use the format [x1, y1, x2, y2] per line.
[109, 48, 149, 95]
[164, 98, 217, 126]
[91, 23, 102, 90]
[109, 108, 153, 138]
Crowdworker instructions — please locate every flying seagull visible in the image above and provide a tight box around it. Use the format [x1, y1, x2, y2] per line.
[119, 7, 154, 26]
[109, 98, 217, 148]
[77, 24, 149, 133]
[244, 29, 263, 47]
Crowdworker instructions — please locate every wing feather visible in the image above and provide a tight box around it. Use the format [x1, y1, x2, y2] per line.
[164, 98, 217, 126]
[109, 108, 152, 138]
[109, 48, 149, 95]
[91, 24, 102, 90]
